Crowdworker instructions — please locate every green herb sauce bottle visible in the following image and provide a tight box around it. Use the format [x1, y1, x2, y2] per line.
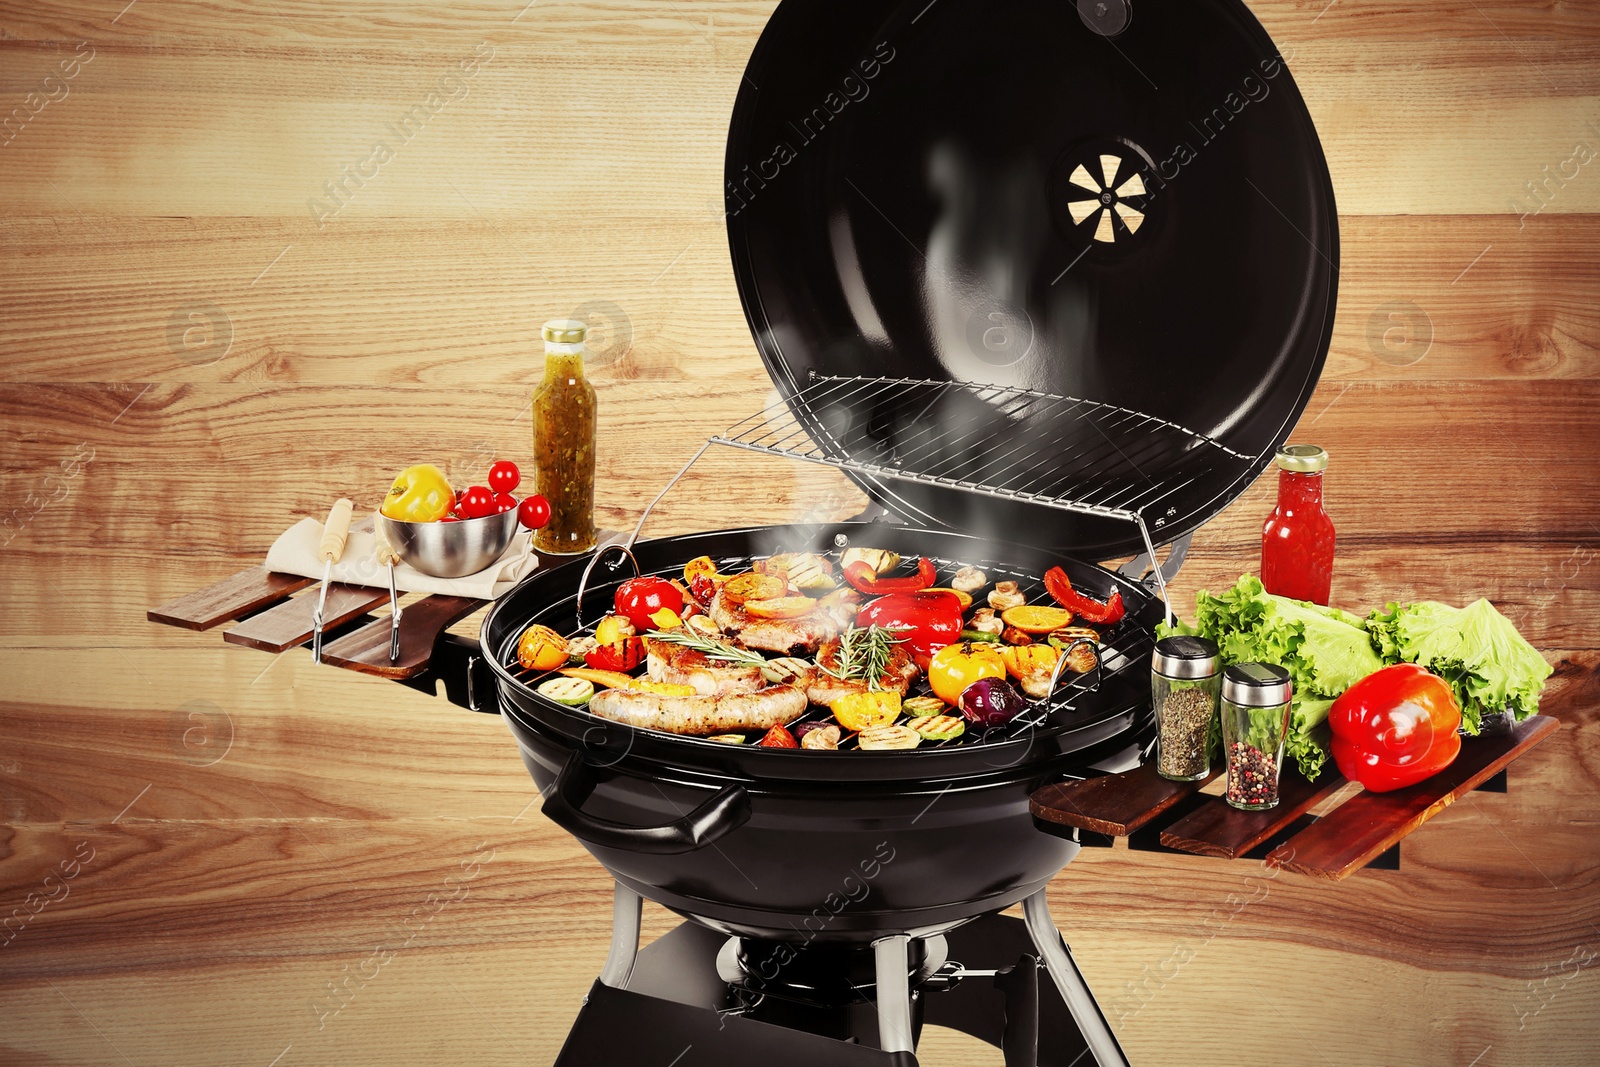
[533, 319, 597, 554]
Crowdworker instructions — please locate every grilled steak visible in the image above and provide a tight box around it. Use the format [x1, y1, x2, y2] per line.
[708, 587, 838, 654]
[803, 640, 920, 707]
[646, 642, 766, 697]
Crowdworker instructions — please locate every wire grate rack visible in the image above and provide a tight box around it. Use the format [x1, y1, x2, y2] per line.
[691, 376, 1256, 617]
[712, 376, 1252, 525]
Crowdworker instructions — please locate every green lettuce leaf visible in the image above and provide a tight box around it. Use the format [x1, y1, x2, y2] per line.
[1365, 598, 1552, 734]
[1172, 576, 1382, 780]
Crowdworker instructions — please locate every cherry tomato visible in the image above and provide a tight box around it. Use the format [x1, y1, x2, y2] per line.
[614, 576, 685, 631]
[517, 494, 551, 530]
[488, 460, 521, 495]
[492, 491, 518, 514]
[457, 485, 496, 519]
[440, 515, 461, 523]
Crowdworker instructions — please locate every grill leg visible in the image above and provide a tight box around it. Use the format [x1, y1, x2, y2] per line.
[872, 934, 916, 1054]
[1022, 891, 1130, 1067]
[598, 883, 642, 989]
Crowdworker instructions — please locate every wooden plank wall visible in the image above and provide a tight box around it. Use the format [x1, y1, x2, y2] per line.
[2, 2, 1597, 1064]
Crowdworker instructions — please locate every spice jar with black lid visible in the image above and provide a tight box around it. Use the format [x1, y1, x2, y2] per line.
[1220, 662, 1294, 810]
[1151, 635, 1221, 782]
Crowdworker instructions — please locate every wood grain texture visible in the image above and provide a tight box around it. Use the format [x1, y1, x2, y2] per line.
[2, 0, 1598, 1064]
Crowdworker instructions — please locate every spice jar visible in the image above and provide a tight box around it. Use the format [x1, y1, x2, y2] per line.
[1220, 663, 1293, 810]
[532, 318, 598, 555]
[1151, 635, 1221, 781]
[1260, 443, 1336, 606]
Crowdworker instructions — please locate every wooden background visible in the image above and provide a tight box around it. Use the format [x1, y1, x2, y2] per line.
[2, 1, 1597, 1064]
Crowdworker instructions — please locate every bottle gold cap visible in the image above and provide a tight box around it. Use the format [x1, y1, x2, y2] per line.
[542, 319, 587, 344]
[1274, 444, 1327, 473]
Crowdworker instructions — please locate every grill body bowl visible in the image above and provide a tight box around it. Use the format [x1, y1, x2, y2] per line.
[486, 523, 1159, 941]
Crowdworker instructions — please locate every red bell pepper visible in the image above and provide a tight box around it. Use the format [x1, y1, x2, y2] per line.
[1042, 566, 1126, 625]
[585, 636, 646, 673]
[855, 590, 964, 661]
[842, 556, 936, 596]
[1328, 663, 1462, 792]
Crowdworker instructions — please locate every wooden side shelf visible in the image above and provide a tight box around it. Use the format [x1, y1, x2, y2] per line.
[147, 529, 624, 690]
[1031, 715, 1559, 879]
[1265, 715, 1560, 879]
[1031, 763, 1220, 838]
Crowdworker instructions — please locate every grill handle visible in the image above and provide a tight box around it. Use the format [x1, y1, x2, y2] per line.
[542, 751, 753, 855]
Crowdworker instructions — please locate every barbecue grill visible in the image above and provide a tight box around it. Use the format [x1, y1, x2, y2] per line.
[483, 0, 1338, 1061]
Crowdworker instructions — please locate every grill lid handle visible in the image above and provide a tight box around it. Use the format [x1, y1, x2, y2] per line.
[542, 751, 753, 855]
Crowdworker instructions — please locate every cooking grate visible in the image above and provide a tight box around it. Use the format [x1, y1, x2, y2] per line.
[712, 376, 1253, 528]
[496, 549, 1154, 752]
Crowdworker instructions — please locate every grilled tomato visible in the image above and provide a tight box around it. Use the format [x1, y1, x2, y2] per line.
[927, 642, 1006, 705]
[614, 576, 684, 631]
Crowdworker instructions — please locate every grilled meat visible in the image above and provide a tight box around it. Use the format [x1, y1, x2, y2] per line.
[709, 587, 837, 654]
[588, 684, 806, 736]
[803, 640, 920, 707]
[646, 641, 765, 697]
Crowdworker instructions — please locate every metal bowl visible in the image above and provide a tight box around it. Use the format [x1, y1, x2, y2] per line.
[374, 509, 519, 578]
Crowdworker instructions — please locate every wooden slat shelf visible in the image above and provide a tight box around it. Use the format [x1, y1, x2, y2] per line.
[146, 567, 314, 630]
[148, 529, 625, 686]
[1265, 714, 1561, 879]
[1031, 715, 1559, 879]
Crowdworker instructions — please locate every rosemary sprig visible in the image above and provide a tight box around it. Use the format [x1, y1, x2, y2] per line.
[819, 624, 908, 691]
[645, 628, 767, 666]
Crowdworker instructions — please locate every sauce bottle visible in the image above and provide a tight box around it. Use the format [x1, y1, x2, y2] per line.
[532, 319, 597, 554]
[1260, 444, 1335, 605]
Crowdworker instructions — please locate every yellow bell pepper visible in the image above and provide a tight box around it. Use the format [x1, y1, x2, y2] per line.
[380, 463, 455, 522]
[830, 690, 902, 732]
[516, 624, 569, 671]
[927, 642, 1007, 705]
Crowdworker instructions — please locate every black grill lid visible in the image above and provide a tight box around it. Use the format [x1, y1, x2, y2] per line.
[725, 0, 1337, 560]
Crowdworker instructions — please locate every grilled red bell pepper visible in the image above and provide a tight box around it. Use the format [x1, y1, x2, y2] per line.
[1042, 566, 1126, 625]
[842, 556, 936, 595]
[585, 636, 646, 673]
[855, 590, 964, 661]
[1328, 663, 1462, 792]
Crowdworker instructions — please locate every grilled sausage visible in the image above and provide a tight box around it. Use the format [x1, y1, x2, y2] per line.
[588, 684, 806, 736]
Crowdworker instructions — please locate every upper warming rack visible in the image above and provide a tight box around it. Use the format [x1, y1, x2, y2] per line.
[710, 375, 1253, 529]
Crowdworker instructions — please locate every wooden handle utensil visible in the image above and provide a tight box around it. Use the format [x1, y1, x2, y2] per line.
[319, 498, 354, 563]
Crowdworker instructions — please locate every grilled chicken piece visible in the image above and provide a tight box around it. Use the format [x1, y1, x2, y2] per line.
[646, 642, 765, 698]
[802, 640, 920, 707]
[709, 587, 838, 655]
[588, 684, 806, 736]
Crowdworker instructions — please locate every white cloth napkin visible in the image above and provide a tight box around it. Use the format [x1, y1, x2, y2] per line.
[265, 516, 537, 600]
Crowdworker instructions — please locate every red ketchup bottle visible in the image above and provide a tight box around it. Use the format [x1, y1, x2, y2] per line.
[1260, 444, 1335, 605]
